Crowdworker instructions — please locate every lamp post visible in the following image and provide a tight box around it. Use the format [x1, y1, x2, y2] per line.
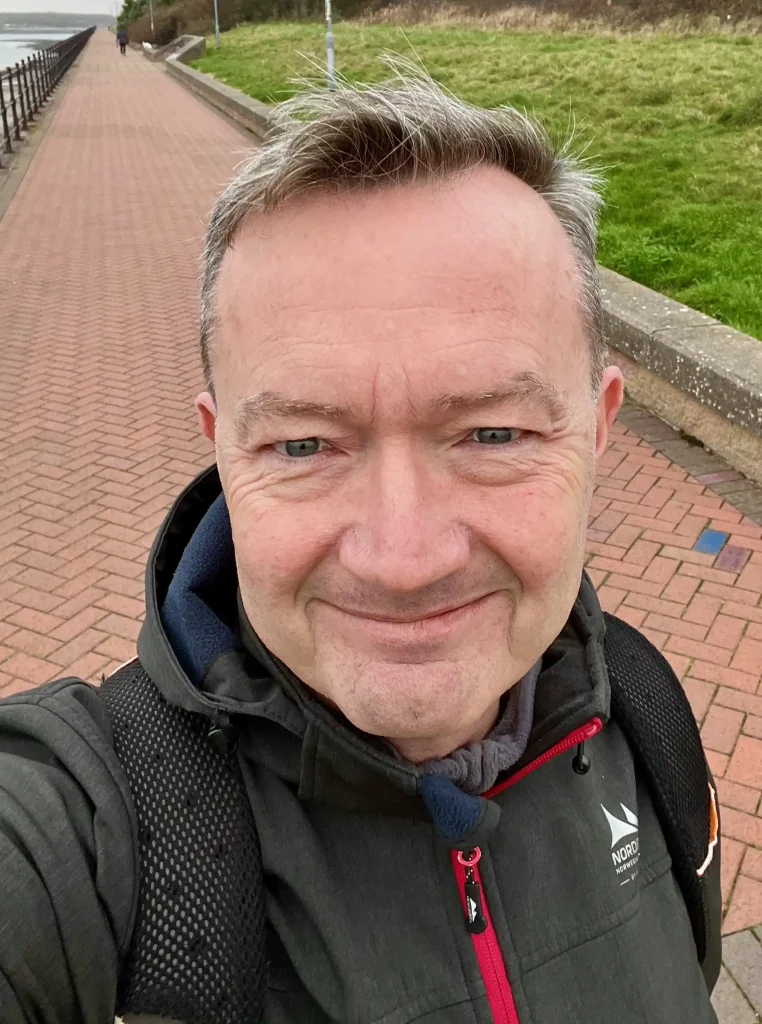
[325, 0, 335, 90]
[213, 0, 220, 47]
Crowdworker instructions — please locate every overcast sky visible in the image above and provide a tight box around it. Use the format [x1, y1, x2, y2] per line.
[1, 0, 117, 13]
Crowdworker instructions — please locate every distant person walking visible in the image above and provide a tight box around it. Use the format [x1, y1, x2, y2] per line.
[117, 28, 128, 55]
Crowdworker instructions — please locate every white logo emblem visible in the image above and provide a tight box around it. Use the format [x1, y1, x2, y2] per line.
[601, 803, 639, 847]
[601, 803, 640, 885]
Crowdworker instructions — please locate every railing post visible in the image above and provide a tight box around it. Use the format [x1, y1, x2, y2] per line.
[30, 57, 38, 114]
[30, 55, 40, 112]
[36, 53, 45, 104]
[28, 57, 39, 115]
[7, 66, 21, 141]
[21, 60, 34, 121]
[15, 64, 28, 133]
[44, 49, 52, 96]
[0, 74, 13, 154]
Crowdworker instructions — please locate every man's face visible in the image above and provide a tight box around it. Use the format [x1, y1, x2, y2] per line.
[199, 167, 622, 761]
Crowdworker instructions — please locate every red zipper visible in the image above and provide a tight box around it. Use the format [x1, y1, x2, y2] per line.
[451, 716, 603, 1024]
[484, 717, 603, 800]
[452, 847, 520, 1024]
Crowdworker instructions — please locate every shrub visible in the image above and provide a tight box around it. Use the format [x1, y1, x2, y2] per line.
[122, 0, 762, 41]
[127, 0, 246, 42]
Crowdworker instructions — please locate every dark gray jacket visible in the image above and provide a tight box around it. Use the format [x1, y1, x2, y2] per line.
[0, 468, 719, 1023]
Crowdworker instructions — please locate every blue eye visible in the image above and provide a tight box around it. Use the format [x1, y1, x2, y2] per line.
[473, 428, 521, 445]
[275, 438, 325, 458]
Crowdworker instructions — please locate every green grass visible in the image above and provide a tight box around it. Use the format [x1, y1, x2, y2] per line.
[194, 23, 762, 339]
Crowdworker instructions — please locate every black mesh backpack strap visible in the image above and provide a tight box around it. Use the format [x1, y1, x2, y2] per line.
[603, 613, 722, 993]
[99, 660, 267, 1024]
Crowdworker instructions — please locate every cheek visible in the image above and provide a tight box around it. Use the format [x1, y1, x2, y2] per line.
[474, 467, 590, 588]
[225, 472, 342, 599]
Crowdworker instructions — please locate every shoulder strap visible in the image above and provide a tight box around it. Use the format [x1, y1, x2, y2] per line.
[100, 661, 266, 1024]
[603, 613, 722, 993]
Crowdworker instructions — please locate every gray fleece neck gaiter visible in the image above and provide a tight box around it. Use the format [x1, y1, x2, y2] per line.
[420, 660, 540, 795]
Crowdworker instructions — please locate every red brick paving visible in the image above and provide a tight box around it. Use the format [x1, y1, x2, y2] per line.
[0, 29, 242, 683]
[589, 423, 762, 935]
[2, 29, 762, 937]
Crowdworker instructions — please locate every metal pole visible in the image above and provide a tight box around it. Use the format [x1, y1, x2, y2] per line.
[7, 67, 20, 141]
[31, 54, 42, 112]
[149, 0, 155, 38]
[213, 0, 220, 48]
[325, 0, 335, 90]
[22, 60, 34, 119]
[43, 48, 51, 96]
[15, 65, 28, 132]
[0, 72, 13, 153]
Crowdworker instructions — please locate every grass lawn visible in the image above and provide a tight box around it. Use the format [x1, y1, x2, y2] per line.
[194, 23, 762, 340]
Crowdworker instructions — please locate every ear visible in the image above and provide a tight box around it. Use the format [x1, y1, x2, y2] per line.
[595, 366, 624, 459]
[196, 391, 217, 444]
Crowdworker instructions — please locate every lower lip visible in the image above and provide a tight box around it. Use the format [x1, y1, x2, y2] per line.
[319, 594, 497, 647]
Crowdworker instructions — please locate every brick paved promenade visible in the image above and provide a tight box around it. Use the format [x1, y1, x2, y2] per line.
[0, 31, 240, 678]
[1, 28, 762, 1020]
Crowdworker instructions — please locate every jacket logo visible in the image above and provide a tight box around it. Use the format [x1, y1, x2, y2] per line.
[602, 803, 638, 847]
[601, 803, 639, 885]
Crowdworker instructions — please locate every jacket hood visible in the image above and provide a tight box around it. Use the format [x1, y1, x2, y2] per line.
[138, 466, 611, 847]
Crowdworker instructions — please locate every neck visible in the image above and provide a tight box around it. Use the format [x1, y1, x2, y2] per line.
[388, 700, 501, 764]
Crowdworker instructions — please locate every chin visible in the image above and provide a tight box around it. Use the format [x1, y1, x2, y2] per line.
[318, 654, 494, 742]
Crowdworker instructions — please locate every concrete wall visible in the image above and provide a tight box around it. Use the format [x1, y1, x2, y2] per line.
[601, 268, 762, 485]
[144, 34, 206, 63]
[164, 51, 274, 141]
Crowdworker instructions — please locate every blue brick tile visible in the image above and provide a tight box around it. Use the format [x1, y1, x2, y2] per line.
[694, 529, 729, 555]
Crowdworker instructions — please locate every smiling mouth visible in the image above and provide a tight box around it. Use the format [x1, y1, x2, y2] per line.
[318, 593, 499, 645]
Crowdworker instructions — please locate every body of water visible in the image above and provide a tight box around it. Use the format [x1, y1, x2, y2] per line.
[0, 30, 77, 72]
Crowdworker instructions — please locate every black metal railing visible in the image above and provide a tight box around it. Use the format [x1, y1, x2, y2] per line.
[1, 26, 96, 157]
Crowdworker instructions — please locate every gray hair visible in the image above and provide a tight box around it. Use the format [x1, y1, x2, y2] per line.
[200, 64, 606, 393]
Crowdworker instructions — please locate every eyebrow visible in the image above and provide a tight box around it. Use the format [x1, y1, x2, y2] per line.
[234, 391, 351, 444]
[434, 373, 566, 422]
[234, 372, 565, 444]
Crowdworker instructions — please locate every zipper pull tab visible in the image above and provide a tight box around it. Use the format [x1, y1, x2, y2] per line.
[464, 876, 488, 934]
[458, 848, 488, 935]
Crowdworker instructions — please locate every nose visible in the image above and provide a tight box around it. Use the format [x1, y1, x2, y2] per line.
[338, 441, 471, 594]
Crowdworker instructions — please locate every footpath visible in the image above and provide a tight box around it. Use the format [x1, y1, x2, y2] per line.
[0, 28, 761, 1022]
